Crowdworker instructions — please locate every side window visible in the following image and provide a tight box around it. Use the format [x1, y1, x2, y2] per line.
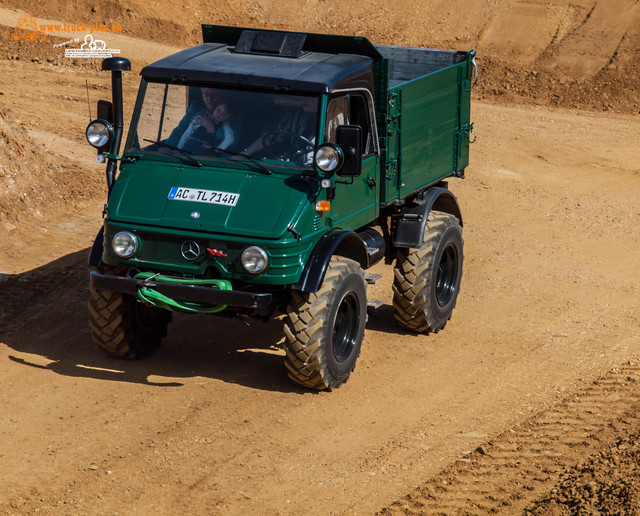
[349, 95, 373, 156]
[325, 93, 374, 156]
[325, 95, 349, 143]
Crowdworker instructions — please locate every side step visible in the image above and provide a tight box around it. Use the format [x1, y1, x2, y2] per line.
[367, 299, 384, 310]
[364, 272, 382, 285]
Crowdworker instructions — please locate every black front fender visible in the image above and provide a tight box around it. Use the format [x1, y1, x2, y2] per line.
[295, 230, 368, 293]
[88, 226, 104, 267]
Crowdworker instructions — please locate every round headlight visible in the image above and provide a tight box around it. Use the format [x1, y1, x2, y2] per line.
[86, 119, 113, 149]
[314, 143, 344, 174]
[241, 246, 268, 274]
[112, 231, 138, 258]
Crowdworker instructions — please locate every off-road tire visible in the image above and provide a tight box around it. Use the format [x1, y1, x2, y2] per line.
[393, 210, 463, 333]
[284, 257, 367, 390]
[88, 267, 172, 359]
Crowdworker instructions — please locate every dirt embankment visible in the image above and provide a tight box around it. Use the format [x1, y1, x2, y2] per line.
[5, 0, 640, 115]
[0, 106, 95, 230]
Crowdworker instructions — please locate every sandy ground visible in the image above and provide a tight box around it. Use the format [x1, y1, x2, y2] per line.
[1, 2, 640, 514]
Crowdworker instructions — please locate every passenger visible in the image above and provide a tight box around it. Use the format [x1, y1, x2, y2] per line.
[166, 88, 235, 154]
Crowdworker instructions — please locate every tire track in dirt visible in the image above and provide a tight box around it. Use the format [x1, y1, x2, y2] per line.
[379, 356, 640, 514]
[540, 0, 640, 78]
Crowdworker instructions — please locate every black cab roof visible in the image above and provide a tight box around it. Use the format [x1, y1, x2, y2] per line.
[141, 26, 380, 94]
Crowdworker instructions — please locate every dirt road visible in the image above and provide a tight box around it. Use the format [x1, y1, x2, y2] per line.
[1, 61, 639, 513]
[1, 3, 640, 514]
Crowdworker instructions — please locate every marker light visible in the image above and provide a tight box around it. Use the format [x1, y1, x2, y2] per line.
[316, 201, 330, 212]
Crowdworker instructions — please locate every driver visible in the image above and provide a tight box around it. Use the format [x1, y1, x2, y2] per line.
[242, 96, 316, 159]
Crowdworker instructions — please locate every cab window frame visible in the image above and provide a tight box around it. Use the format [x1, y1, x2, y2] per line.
[325, 88, 379, 158]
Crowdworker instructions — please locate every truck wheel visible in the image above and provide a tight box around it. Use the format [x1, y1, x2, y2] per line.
[393, 211, 463, 333]
[284, 257, 367, 390]
[88, 267, 171, 359]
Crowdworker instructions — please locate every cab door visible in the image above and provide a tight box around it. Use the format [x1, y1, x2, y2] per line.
[323, 92, 379, 231]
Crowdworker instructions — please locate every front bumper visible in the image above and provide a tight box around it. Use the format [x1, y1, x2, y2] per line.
[90, 271, 272, 309]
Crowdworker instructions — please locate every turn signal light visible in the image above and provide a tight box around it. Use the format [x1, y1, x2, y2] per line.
[316, 201, 330, 212]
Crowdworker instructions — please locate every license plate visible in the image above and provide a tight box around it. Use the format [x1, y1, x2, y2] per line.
[168, 187, 240, 207]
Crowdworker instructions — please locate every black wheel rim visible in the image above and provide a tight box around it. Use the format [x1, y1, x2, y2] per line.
[332, 292, 359, 363]
[436, 243, 459, 307]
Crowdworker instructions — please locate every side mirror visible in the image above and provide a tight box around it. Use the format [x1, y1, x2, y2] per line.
[96, 100, 113, 125]
[336, 125, 362, 177]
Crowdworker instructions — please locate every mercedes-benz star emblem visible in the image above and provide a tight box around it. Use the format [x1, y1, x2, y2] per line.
[180, 240, 200, 261]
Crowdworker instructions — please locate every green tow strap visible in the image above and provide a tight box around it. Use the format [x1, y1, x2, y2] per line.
[134, 272, 232, 314]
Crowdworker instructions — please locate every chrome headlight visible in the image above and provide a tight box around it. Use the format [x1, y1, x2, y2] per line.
[86, 119, 113, 149]
[241, 246, 268, 274]
[112, 231, 138, 258]
[314, 143, 344, 174]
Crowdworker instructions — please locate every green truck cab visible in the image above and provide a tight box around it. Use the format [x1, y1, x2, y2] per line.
[86, 25, 476, 390]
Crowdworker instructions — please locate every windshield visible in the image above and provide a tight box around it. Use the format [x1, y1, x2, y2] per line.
[127, 81, 319, 167]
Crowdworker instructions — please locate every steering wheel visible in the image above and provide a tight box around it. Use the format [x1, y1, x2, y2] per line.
[261, 131, 314, 165]
[181, 126, 210, 155]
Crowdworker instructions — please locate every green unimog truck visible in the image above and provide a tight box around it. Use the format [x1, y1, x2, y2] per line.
[86, 25, 475, 390]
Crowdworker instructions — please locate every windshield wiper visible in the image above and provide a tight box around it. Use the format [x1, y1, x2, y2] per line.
[142, 139, 202, 167]
[210, 147, 273, 175]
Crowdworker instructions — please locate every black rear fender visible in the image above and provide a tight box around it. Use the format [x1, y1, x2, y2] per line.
[392, 188, 462, 248]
